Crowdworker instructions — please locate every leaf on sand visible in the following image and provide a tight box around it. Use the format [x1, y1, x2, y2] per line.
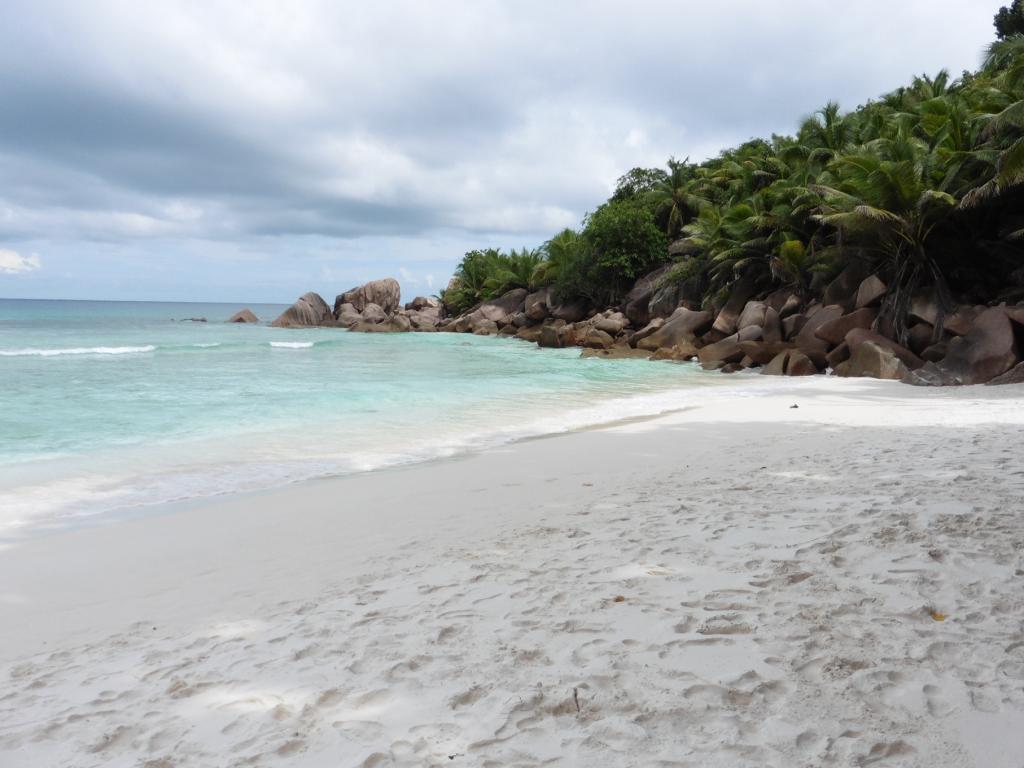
[930, 611, 947, 621]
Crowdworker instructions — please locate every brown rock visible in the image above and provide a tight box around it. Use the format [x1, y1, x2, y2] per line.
[739, 341, 794, 365]
[944, 306, 983, 336]
[272, 292, 333, 328]
[405, 296, 440, 312]
[854, 274, 887, 309]
[593, 312, 628, 335]
[472, 319, 499, 335]
[761, 349, 817, 376]
[636, 308, 713, 352]
[795, 304, 843, 366]
[787, 351, 818, 376]
[908, 289, 940, 327]
[360, 302, 387, 324]
[550, 299, 588, 323]
[906, 307, 1019, 385]
[711, 275, 758, 335]
[814, 307, 877, 346]
[762, 351, 790, 376]
[651, 341, 700, 361]
[350, 314, 412, 333]
[845, 328, 923, 370]
[474, 288, 529, 324]
[765, 289, 795, 315]
[779, 294, 802, 318]
[629, 318, 665, 347]
[736, 325, 763, 342]
[335, 278, 401, 315]
[907, 322, 939, 355]
[737, 301, 768, 331]
[648, 284, 683, 319]
[516, 325, 543, 343]
[538, 322, 577, 349]
[826, 342, 850, 369]
[408, 312, 439, 331]
[921, 342, 947, 362]
[524, 288, 552, 321]
[986, 362, 1024, 385]
[823, 263, 871, 311]
[583, 327, 615, 349]
[696, 338, 744, 366]
[837, 340, 909, 380]
[227, 308, 259, 323]
[782, 314, 807, 340]
[623, 265, 673, 326]
[335, 302, 362, 328]
[701, 328, 728, 345]
[762, 307, 783, 344]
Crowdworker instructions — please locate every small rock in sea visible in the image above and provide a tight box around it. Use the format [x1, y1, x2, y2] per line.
[790, 404, 799, 409]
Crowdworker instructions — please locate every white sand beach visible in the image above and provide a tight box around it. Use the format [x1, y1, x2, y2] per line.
[2, 378, 1024, 767]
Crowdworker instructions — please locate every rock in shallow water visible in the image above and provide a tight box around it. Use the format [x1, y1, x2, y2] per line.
[272, 292, 332, 328]
[334, 278, 401, 315]
[227, 309, 259, 323]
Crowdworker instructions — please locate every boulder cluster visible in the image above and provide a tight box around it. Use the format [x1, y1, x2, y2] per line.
[264, 270, 1024, 386]
[269, 279, 443, 333]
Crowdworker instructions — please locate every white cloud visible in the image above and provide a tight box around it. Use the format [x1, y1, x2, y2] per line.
[0, 249, 41, 274]
[399, 266, 418, 286]
[0, 0, 1000, 299]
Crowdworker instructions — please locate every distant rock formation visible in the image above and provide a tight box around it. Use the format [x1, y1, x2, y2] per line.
[227, 308, 259, 323]
[274, 269, 1024, 386]
[334, 278, 401, 315]
[271, 292, 333, 328]
[272, 279, 446, 334]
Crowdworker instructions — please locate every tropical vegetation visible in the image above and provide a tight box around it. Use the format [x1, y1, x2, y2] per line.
[441, 3, 1024, 331]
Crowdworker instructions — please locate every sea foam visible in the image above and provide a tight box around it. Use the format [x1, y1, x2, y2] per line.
[269, 341, 315, 349]
[0, 345, 157, 357]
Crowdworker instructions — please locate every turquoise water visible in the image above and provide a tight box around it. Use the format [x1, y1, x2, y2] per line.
[0, 298, 741, 535]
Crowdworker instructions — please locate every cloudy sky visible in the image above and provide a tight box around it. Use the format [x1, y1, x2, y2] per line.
[0, 1, 999, 303]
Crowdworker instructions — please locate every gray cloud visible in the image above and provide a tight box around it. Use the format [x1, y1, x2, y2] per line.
[0, 0, 1000, 300]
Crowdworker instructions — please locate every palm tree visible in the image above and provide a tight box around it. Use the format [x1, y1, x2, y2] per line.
[962, 37, 1024, 205]
[532, 229, 584, 287]
[799, 102, 851, 164]
[813, 139, 958, 344]
[647, 158, 703, 238]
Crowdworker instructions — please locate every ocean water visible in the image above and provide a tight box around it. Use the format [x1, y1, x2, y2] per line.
[0, 298, 748, 536]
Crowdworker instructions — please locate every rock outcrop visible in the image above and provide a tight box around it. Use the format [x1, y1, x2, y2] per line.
[635, 308, 712, 352]
[624, 265, 673, 326]
[273, 266, 1023, 387]
[835, 341, 909, 380]
[272, 292, 333, 328]
[906, 307, 1020, 385]
[335, 278, 401, 315]
[227, 309, 259, 323]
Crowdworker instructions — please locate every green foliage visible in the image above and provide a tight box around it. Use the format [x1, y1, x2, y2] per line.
[532, 228, 588, 297]
[581, 199, 669, 303]
[611, 167, 668, 202]
[440, 247, 542, 315]
[446, 11, 1024, 318]
[995, 0, 1024, 39]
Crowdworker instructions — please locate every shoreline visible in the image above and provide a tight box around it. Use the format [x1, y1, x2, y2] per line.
[0, 358, 798, 542]
[2, 378, 1024, 766]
